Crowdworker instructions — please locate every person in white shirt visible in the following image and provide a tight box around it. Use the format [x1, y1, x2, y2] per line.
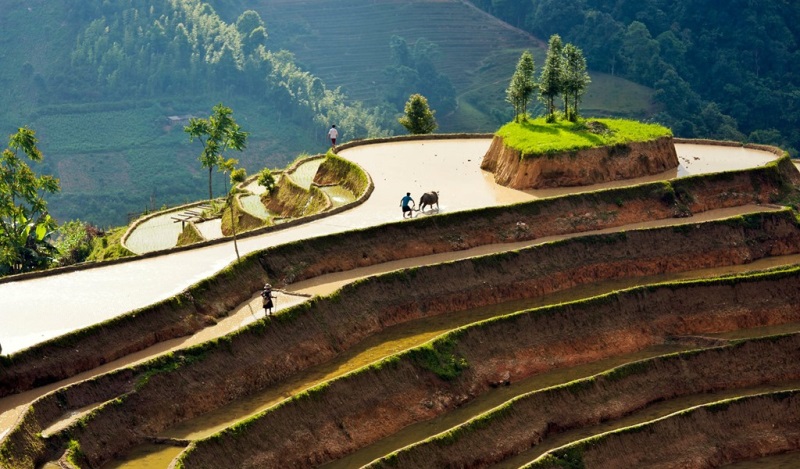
[328, 124, 339, 151]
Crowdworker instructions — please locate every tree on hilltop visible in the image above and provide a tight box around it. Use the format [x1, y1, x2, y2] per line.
[0, 127, 60, 275]
[399, 94, 437, 135]
[561, 43, 590, 121]
[185, 104, 248, 201]
[539, 34, 564, 122]
[506, 50, 537, 122]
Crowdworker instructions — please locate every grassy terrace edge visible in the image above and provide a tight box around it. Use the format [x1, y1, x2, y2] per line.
[0, 153, 794, 386]
[496, 117, 673, 157]
[523, 388, 800, 469]
[4, 210, 799, 468]
[370, 317, 800, 467]
[173, 262, 800, 467]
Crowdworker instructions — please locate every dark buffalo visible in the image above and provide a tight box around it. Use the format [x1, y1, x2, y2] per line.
[419, 191, 439, 212]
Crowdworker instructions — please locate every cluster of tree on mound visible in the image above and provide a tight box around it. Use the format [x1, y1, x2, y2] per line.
[506, 35, 590, 123]
[472, 0, 800, 155]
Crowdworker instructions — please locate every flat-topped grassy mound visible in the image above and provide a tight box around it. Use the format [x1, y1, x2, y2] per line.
[497, 118, 672, 156]
[482, 118, 679, 189]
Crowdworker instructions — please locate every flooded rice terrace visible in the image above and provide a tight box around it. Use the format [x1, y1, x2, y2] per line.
[0, 139, 779, 356]
[0, 138, 792, 469]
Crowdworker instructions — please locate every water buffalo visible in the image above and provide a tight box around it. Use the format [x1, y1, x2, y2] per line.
[419, 191, 439, 212]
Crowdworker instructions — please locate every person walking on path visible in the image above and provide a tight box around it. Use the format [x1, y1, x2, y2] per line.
[400, 192, 415, 219]
[261, 283, 277, 316]
[328, 124, 339, 151]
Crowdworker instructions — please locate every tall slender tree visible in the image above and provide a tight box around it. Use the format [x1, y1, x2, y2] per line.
[561, 43, 591, 121]
[506, 50, 537, 122]
[539, 34, 564, 122]
[225, 166, 248, 261]
[185, 104, 248, 201]
[0, 127, 60, 275]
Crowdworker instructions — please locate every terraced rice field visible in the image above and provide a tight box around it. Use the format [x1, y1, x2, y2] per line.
[288, 158, 325, 190]
[106, 251, 800, 468]
[123, 212, 185, 254]
[2, 138, 800, 469]
[319, 185, 356, 208]
[193, 218, 223, 241]
[239, 194, 273, 219]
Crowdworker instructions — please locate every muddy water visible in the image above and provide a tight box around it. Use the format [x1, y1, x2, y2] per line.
[239, 194, 272, 219]
[709, 322, 800, 340]
[502, 381, 800, 469]
[320, 185, 356, 208]
[288, 158, 324, 189]
[193, 218, 222, 241]
[723, 451, 800, 468]
[124, 212, 184, 254]
[101, 444, 184, 469]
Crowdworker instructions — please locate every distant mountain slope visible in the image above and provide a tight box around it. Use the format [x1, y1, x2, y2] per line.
[255, 0, 655, 131]
[469, 0, 800, 154]
[0, 0, 655, 226]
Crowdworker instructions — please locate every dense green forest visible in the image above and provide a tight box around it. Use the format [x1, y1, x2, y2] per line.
[0, 0, 796, 228]
[472, 0, 800, 154]
[0, 0, 391, 226]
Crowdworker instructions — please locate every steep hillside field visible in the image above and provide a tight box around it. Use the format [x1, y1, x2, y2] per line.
[0, 0, 655, 227]
[255, 0, 655, 130]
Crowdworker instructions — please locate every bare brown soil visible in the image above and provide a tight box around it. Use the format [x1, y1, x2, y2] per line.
[369, 333, 800, 468]
[530, 390, 800, 469]
[176, 270, 800, 468]
[7, 211, 799, 468]
[481, 135, 679, 189]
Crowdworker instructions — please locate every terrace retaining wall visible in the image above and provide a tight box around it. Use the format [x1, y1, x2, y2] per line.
[0, 157, 796, 399]
[481, 135, 679, 189]
[12, 211, 800, 468]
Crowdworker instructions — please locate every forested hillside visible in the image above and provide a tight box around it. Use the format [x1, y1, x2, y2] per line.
[1, 0, 791, 227]
[0, 0, 389, 225]
[472, 0, 800, 154]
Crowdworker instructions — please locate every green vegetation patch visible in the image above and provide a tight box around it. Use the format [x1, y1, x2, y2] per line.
[407, 335, 469, 381]
[315, 150, 370, 197]
[221, 201, 265, 236]
[85, 226, 134, 261]
[496, 118, 671, 157]
[176, 222, 204, 247]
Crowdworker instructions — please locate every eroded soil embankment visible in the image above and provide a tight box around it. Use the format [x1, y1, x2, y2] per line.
[370, 333, 800, 468]
[528, 390, 800, 469]
[176, 268, 800, 468]
[1, 157, 794, 400]
[23, 211, 800, 468]
[480, 135, 679, 189]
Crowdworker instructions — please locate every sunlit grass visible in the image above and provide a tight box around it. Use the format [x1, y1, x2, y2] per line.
[496, 117, 672, 156]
